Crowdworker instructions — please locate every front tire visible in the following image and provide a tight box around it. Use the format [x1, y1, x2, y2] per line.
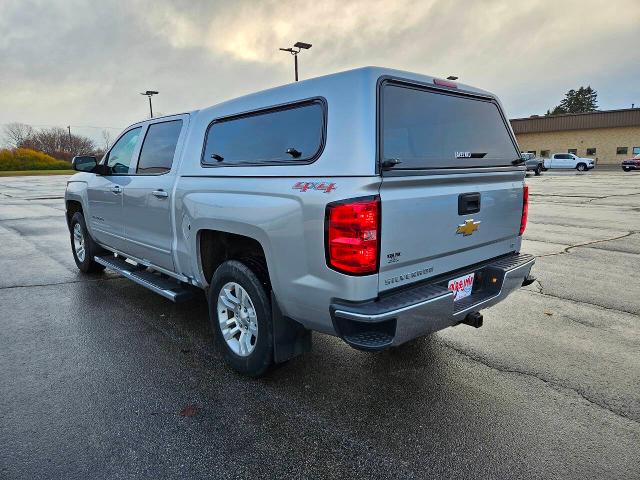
[576, 163, 587, 171]
[535, 165, 542, 176]
[208, 260, 274, 377]
[623, 166, 631, 172]
[70, 212, 105, 273]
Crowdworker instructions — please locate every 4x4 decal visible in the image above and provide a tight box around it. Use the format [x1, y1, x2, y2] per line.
[292, 181, 336, 193]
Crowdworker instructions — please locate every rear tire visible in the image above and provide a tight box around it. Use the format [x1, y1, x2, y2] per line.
[207, 260, 274, 377]
[576, 163, 587, 171]
[69, 212, 106, 273]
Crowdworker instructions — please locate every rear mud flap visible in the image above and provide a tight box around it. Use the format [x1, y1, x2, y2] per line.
[271, 292, 312, 363]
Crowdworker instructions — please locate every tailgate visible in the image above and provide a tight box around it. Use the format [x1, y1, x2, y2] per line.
[378, 171, 523, 291]
[377, 79, 524, 292]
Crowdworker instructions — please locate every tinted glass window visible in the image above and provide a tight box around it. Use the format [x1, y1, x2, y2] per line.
[381, 84, 518, 169]
[202, 102, 324, 166]
[137, 120, 183, 174]
[556, 154, 570, 159]
[107, 127, 141, 174]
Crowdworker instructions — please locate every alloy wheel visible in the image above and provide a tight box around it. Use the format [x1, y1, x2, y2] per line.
[217, 282, 258, 357]
[73, 223, 86, 262]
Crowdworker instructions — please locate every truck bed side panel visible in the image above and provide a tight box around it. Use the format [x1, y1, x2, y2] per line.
[173, 176, 381, 334]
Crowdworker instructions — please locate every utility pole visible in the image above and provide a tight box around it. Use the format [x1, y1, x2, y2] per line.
[67, 125, 72, 153]
[279, 42, 312, 82]
[140, 91, 159, 118]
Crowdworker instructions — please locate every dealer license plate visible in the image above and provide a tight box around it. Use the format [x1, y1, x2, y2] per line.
[448, 273, 475, 302]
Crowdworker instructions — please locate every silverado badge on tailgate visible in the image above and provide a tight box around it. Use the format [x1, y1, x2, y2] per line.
[456, 219, 480, 236]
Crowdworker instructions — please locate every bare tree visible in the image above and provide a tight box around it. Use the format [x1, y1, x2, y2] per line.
[101, 129, 113, 151]
[20, 127, 96, 160]
[2, 122, 34, 148]
[3, 122, 98, 160]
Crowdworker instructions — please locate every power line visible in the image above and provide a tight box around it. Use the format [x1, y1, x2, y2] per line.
[1, 123, 123, 130]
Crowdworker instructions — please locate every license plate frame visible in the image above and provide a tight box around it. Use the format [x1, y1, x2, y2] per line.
[448, 272, 475, 302]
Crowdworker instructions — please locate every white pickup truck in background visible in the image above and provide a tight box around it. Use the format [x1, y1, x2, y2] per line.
[543, 153, 595, 171]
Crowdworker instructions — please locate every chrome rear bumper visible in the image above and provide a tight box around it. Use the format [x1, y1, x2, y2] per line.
[330, 253, 535, 351]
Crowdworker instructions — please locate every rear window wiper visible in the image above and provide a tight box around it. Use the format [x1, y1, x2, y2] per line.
[286, 147, 302, 158]
[512, 157, 524, 165]
[211, 153, 224, 162]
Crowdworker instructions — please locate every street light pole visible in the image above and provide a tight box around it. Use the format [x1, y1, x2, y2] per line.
[279, 42, 312, 82]
[140, 91, 159, 118]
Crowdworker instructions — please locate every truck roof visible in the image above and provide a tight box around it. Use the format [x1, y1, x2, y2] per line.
[126, 67, 496, 130]
[199, 66, 494, 118]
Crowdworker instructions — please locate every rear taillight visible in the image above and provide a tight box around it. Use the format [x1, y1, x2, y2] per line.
[325, 196, 380, 275]
[519, 184, 529, 235]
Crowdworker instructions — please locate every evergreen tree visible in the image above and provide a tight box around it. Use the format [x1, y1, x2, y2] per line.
[546, 86, 598, 116]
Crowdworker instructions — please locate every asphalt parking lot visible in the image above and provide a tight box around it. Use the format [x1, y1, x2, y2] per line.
[1, 169, 639, 479]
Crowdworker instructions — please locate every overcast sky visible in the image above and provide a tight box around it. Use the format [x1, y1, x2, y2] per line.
[1, 0, 639, 146]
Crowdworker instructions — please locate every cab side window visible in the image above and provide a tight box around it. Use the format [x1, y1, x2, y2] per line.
[202, 101, 325, 166]
[137, 120, 183, 174]
[106, 127, 142, 174]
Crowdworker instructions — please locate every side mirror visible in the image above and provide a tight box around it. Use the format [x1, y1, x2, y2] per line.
[71, 155, 97, 172]
[93, 163, 112, 175]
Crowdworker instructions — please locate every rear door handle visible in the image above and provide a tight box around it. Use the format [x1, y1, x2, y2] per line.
[458, 192, 481, 215]
[152, 189, 169, 198]
[111, 185, 122, 194]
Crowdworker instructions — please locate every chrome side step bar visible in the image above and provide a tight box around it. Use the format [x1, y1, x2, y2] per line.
[94, 255, 194, 303]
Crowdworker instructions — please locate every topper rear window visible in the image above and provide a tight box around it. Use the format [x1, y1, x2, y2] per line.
[380, 82, 519, 169]
[202, 100, 325, 167]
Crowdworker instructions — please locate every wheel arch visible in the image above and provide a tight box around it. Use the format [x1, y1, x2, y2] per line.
[65, 200, 83, 229]
[197, 228, 273, 291]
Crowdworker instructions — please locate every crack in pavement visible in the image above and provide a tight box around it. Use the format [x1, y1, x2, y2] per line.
[536, 231, 636, 258]
[530, 193, 602, 199]
[0, 276, 121, 291]
[586, 192, 640, 203]
[26, 196, 65, 201]
[523, 288, 639, 317]
[531, 192, 640, 200]
[442, 342, 640, 426]
[524, 280, 636, 330]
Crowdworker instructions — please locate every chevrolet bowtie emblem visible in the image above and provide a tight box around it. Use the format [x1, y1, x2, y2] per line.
[456, 219, 481, 236]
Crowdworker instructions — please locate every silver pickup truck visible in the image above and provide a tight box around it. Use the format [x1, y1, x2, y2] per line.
[66, 67, 534, 376]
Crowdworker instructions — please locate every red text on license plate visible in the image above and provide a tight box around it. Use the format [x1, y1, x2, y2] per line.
[448, 273, 475, 302]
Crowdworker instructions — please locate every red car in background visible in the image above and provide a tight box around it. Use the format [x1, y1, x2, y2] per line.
[621, 154, 640, 172]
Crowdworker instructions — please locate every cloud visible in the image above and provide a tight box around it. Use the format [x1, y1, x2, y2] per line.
[140, 0, 435, 64]
[0, 0, 638, 145]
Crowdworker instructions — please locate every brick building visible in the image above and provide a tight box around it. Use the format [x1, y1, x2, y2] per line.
[510, 108, 640, 165]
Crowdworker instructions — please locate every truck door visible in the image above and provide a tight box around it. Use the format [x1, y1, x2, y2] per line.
[120, 116, 187, 271]
[86, 127, 142, 252]
[558, 154, 573, 168]
[547, 154, 556, 168]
